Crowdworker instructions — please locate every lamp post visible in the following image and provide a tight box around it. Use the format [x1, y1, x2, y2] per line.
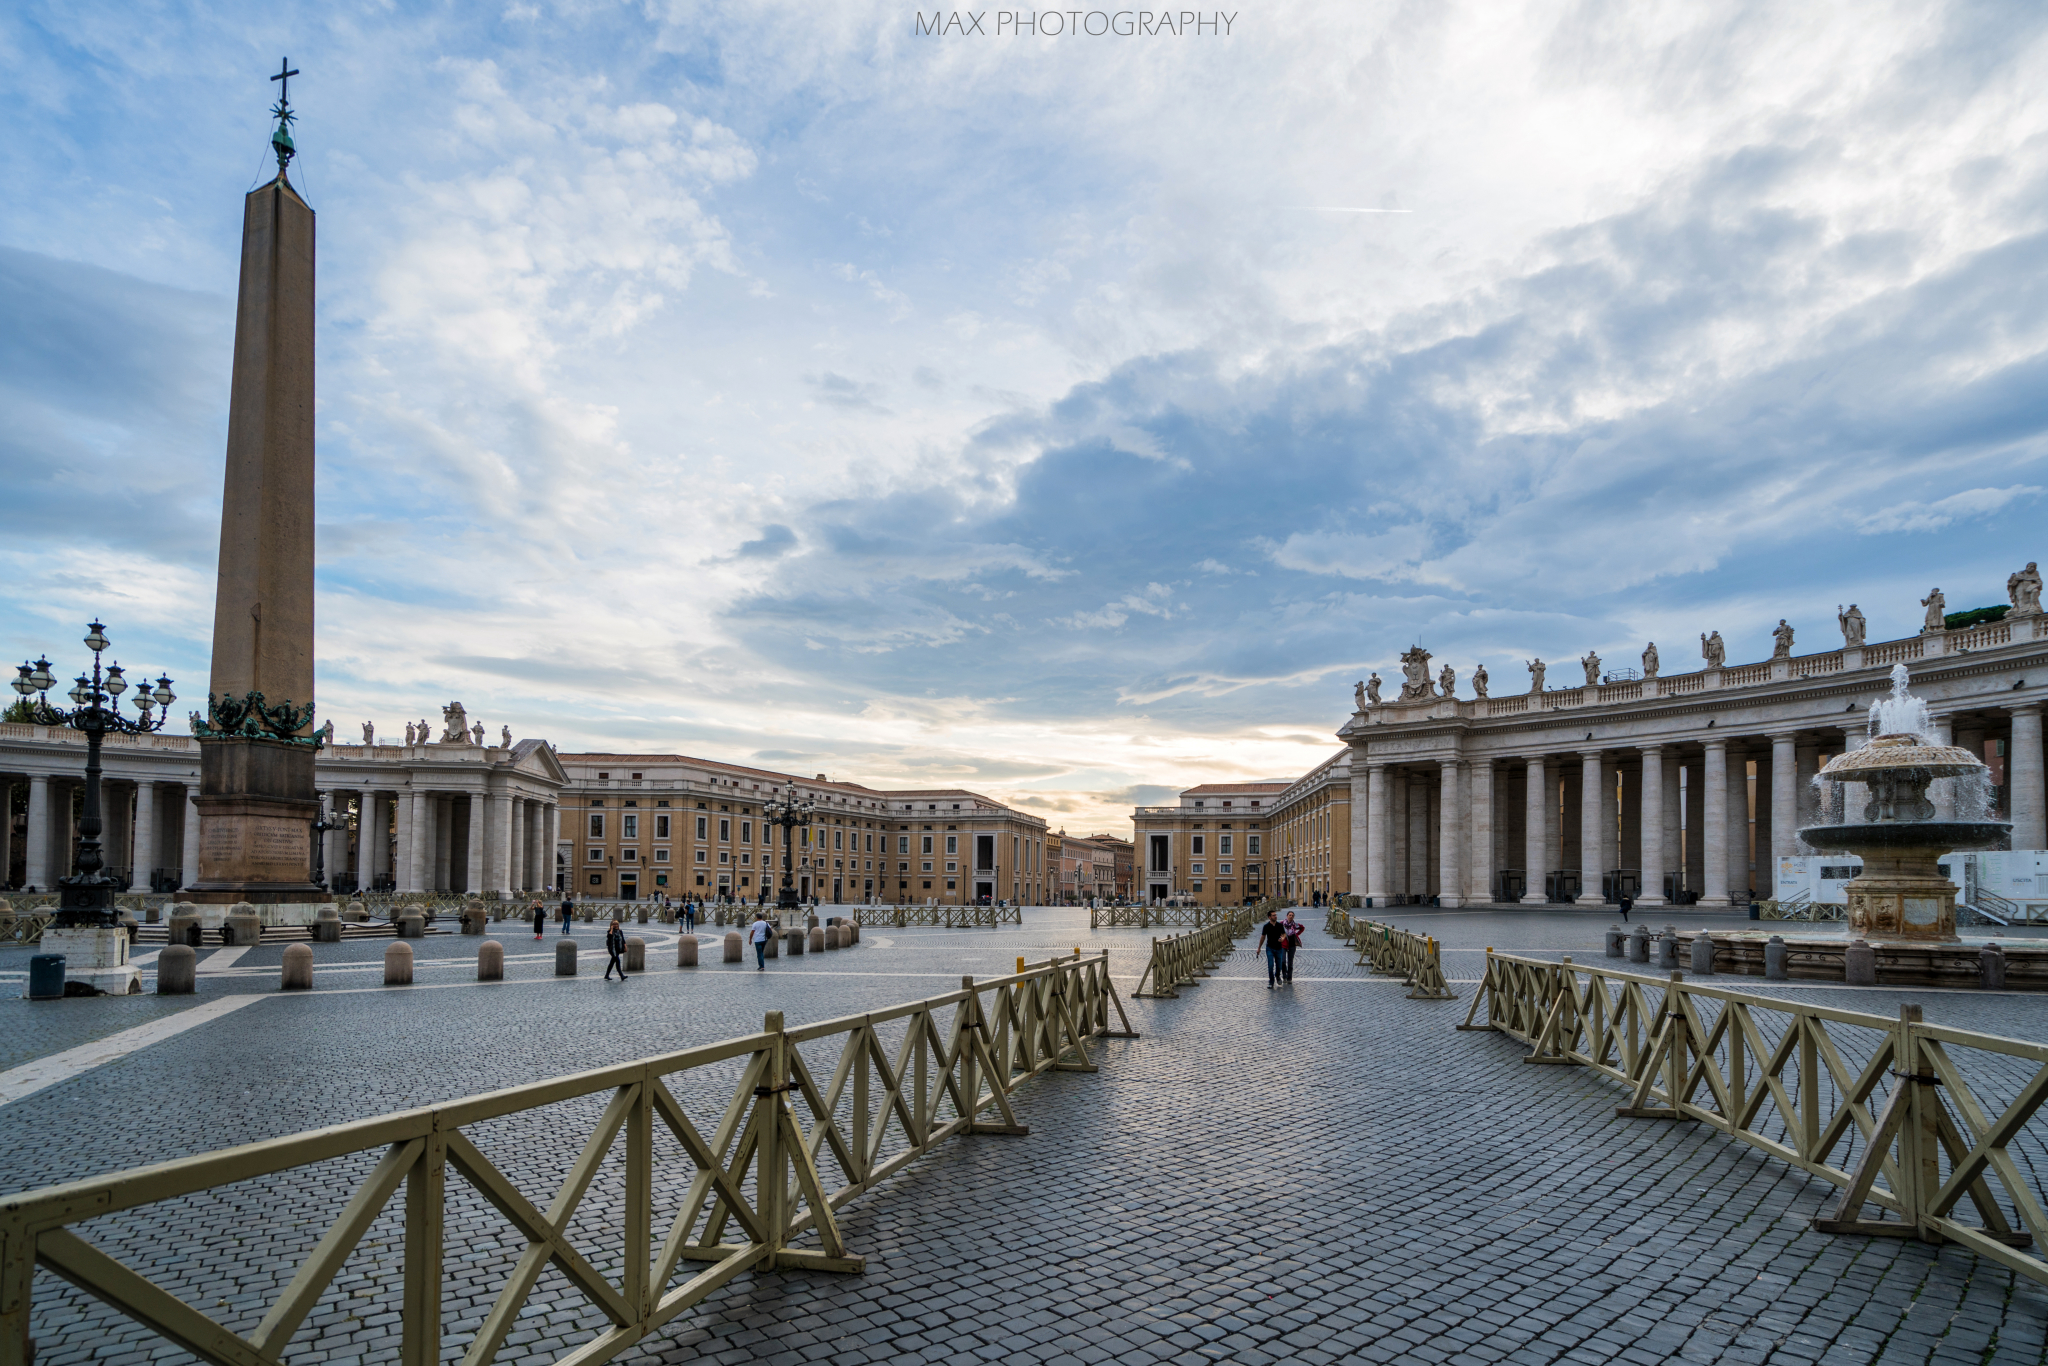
[761, 783, 814, 914]
[14, 622, 175, 927]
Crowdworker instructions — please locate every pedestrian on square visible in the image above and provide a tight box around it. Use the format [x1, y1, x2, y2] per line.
[1619, 893, 1634, 923]
[750, 912, 773, 970]
[604, 918, 628, 980]
[1257, 910, 1289, 989]
[559, 895, 574, 935]
[683, 898, 697, 932]
[530, 899, 546, 940]
[1281, 910, 1303, 983]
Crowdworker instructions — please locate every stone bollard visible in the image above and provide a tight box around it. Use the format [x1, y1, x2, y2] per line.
[1626, 925, 1650, 963]
[1981, 943, 2008, 990]
[626, 937, 646, 972]
[1764, 935, 1789, 981]
[461, 900, 488, 935]
[157, 944, 197, 994]
[281, 943, 314, 990]
[1605, 926, 1626, 958]
[384, 942, 413, 985]
[825, 926, 842, 950]
[679, 935, 699, 967]
[478, 940, 504, 981]
[225, 903, 263, 946]
[313, 905, 343, 943]
[808, 914, 820, 930]
[396, 914, 425, 939]
[556, 940, 579, 976]
[1689, 932, 1715, 976]
[168, 909, 204, 948]
[344, 900, 368, 922]
[1844, 939, 1877, 986]
[637, 905, 650, 925]
[766, 931, 781, 958]
[723, 930, 742, 962]
[850, 921, 860, 945]
[808, 927, 826, 953]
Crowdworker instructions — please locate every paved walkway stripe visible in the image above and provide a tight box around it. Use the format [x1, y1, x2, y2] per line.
[196, 947, 250, 974]
[0, 996, 264, 1108]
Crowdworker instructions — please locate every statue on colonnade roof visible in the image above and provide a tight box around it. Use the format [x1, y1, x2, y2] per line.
[1397, 646, 1434, 701]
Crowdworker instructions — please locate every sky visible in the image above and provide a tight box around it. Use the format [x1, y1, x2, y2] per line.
[4, 0, 2048, 834]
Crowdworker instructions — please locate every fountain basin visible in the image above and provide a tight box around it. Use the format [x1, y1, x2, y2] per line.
[1798, 821, 2011, 852]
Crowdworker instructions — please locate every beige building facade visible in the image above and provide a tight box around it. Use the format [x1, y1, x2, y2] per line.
[556, 756, 1050, 904]
[1131, 781, 1285, 905]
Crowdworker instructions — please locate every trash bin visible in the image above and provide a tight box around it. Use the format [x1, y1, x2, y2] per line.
[1748, 902, 1761, 920]
[29, 954, 66, 1000]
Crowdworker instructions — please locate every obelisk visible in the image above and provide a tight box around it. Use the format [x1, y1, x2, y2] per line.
[179, 63, 326, 914]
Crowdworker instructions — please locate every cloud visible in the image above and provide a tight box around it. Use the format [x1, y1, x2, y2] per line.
[1856, 486, 2044, 534]
[737, 524, 799, 558]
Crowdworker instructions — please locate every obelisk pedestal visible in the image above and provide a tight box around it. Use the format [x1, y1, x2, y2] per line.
[176, 164, 329, 925]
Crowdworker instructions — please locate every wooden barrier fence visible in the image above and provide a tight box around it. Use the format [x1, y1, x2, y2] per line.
[0, 953, 1131, 1365]
[1323, 910, 1455, 999]
[1132, 908, 1259, 998]
[1459, 951, 2048, 1286]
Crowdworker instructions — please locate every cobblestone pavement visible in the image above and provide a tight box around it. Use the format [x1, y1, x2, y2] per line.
[1, 907, 2045, 1363]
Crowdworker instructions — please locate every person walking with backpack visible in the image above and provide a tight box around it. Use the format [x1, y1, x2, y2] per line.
[604, 918, 628, 980]
[683, 898, 697, 933]
[559, 894, 575, 935]
[1281, 910, 1304, 983]
[749, 911, 774, 970]
[1257, 910, 1289, 989]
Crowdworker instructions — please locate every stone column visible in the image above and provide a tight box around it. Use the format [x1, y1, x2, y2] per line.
[1639, 746, 1667, 906]
[433, 798, 452, 890]
[1663, 757, 1682, 901]
[509, 797, 526, 893]
[0, 778, 11, 889]
[24, 775, 51, 891]
[411, 790, 433, 892]
[1408, 774, 1430, 898]
[132, 781, 157, 892]
[356, 791, 377, 890]
[1579, 751, 1604, 903]
[1771, 733, 1798, 858]
[1618, 760, 1641, 882]
[1365, 764, 1391, 903]
[464, 794, 485, 895]
[493, 791, 514, 894]
[1702, 739, 1730, 907]
[181, 787, 201, 889]
[1389, 772, 1408, 898]
[1601, 758, 1619, 900]
[1438, 760, 1464, 908]
[2011, 705, 2046, 849]
[1727, 747, 1752, 901]
[1521, 757, 1547, 903]
[1466, 760, 1494, 903]
[546, 802, 561, 893]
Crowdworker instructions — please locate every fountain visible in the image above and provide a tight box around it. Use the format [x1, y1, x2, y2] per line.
[1799, 665, 2010, 942]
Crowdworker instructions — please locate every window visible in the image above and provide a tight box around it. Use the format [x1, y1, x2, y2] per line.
[946, 880, 956, 890]
[923, 881, 933, 889]
[898, 835, 910, 854]
[655, 815, 670, 839]
[898, 862, 909, 872]
[589, 813, 605, 838]
[656, 800, 669, 808]
[1191, 881, 1204, 891]
[1219, 863, 1232, 874]
[1191, 862, 1205, 874]
[719, 819, 730, 842]
[865, 834, 873, 852]
[695, 850, 706, 863]
[922, 861, 933, 873]
[741, 852, 751, 865]
[1219, 882, 1233, 892]
[945, 862, 957, 873]
[834, 830, 843, 850]
[719, 851, 729, 864]
[591, 798, 605, 807]
[622, 849, 636, 862]
[1248, 835, 1262, 855]
[589, 873, 603, 886]
[1191, 835, 1205, 855]
[622, 814, 638, 839]
[741, 821, 751, 842]
[655, 849, 669, 862]
[696, 816, 707, 840]
[1219, 834, 1233, 855]
[945, 835, 958, 855]
[588, 848, 603, 863]
[921, 835, 934, 855]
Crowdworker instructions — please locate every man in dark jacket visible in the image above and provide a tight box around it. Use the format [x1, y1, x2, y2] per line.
[1257, 911, 1289, 989]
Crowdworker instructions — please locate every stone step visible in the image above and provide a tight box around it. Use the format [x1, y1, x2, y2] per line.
[133, 922, 449, 944]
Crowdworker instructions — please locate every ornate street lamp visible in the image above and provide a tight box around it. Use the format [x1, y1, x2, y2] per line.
[13, 622, 174, 926]
[761, 783, 814, 913]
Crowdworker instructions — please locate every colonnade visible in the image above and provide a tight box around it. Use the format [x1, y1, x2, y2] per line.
[322, 787, 559, 896]
[1357, 703, 2048, 908]
[2, 775, 201, 893]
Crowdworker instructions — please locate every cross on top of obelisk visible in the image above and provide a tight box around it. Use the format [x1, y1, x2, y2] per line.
[269, 57, 300, 177]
